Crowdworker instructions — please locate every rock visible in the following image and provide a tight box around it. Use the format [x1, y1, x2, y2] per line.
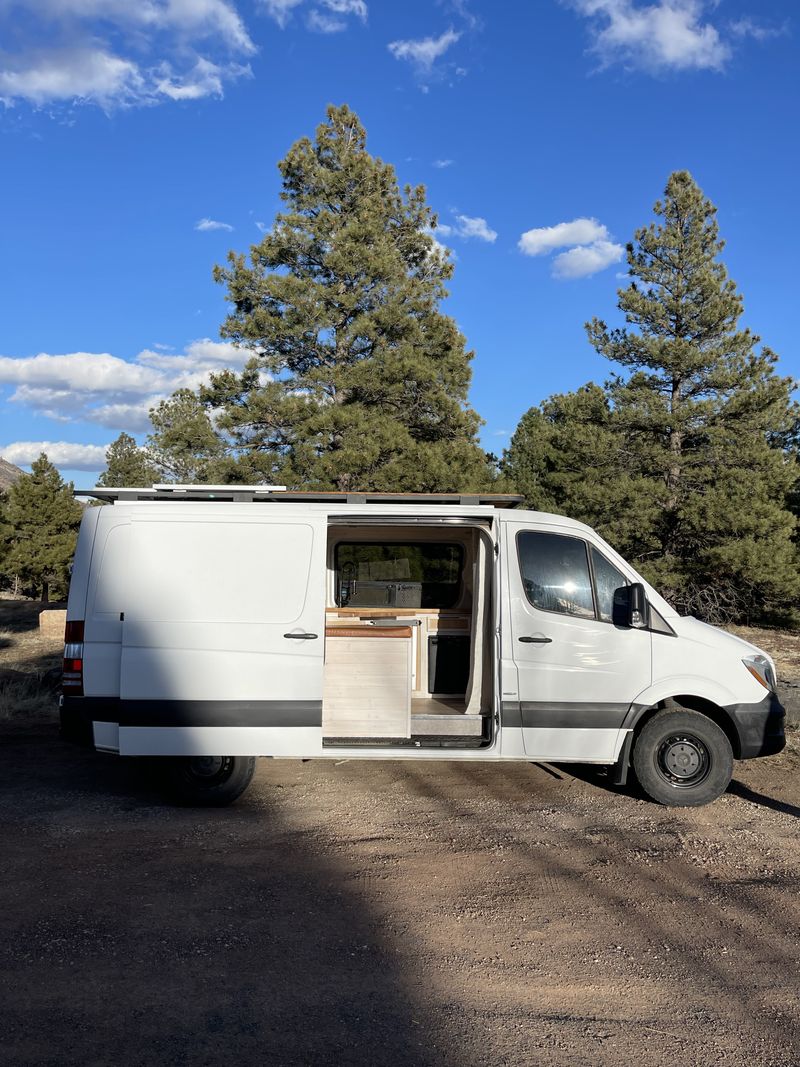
[39, 609, 67, 638]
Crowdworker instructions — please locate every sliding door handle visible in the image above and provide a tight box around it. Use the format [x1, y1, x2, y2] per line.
[284, 632, 319, 640]
[519, 635, 552, 644]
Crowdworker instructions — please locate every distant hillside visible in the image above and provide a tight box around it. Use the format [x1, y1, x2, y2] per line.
[0, 457, 24, 492]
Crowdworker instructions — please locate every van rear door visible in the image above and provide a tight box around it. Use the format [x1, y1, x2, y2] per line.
[117, 513, 326, 755]
[502, 521, 651, 761]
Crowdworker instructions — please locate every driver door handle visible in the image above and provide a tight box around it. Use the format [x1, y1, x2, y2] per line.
[519, 635, 552, 644]
[284, 632, 319, 640]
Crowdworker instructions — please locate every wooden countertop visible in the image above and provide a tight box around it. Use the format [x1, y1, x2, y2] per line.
[325, 626, 413, 639]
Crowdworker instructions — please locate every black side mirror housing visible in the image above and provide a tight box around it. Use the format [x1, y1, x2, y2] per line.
[612, 582, 648, 628]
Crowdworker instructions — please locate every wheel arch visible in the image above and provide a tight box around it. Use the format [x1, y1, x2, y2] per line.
[629, 696, 741, 759]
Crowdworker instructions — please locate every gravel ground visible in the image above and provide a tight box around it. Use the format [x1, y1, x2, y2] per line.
[2, 718, 800, 1067]
[2, 601, 800, 1067]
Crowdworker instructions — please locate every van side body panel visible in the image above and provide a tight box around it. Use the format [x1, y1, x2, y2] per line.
[63, 500, 779, 768]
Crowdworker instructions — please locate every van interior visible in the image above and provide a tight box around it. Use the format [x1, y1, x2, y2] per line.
[323, 524, 494, 748]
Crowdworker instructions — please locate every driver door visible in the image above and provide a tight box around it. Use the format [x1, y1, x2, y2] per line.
[503, 522, 651, 761]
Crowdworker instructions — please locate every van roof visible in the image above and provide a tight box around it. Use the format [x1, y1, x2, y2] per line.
[76, 486, 525, 508]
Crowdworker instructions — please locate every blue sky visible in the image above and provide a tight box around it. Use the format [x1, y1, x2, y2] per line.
[0, 0, 797, 486]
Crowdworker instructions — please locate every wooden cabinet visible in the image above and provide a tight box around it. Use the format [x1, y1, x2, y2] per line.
[322, 627, 412, 738]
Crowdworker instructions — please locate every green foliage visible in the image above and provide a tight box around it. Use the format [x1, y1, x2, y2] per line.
[0, 492, 11, 581]
[505, 171, 799, 624]
[146, 389, 226, 483]
[199, 104, 489, 491]
[98, 432, 160, 488]
[1, 454, 83, 601]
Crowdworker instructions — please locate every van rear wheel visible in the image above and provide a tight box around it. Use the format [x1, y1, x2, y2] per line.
[632, 709, 733, 807]
[160, 755, 256, 806]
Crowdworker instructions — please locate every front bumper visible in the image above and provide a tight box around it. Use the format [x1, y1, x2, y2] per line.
[726, 691, 786, 759]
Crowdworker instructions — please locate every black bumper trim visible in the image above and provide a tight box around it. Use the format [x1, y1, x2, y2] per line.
[725, 691, 786, 759]
[61, 697, 323, 730]
[502, 701, 630, 730]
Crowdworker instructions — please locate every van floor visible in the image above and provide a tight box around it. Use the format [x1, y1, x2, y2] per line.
[411, 697, 467, 715]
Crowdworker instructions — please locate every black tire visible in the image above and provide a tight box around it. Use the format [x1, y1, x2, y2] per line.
[632, 709, 733, 807]
[159, 756, 256, 807]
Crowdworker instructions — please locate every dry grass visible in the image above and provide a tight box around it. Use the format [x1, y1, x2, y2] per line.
[0, 673, 57, 722]
[0, 599, 63, 723]
[729, 625, 800, 679]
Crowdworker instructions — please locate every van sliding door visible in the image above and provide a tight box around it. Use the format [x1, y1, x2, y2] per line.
[117, 514, 326, 756]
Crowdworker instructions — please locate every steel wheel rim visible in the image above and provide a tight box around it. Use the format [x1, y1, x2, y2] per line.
[655, 734, 711, 788]
[185, 756, 234, 785]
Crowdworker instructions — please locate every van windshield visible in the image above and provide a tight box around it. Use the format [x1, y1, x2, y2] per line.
[334, 542, 463, 609]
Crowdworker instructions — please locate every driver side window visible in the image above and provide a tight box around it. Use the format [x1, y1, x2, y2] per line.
[517, 532, 595, 619]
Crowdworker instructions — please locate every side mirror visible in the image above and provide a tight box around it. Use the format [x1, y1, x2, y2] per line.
[612, 582, 648, 628]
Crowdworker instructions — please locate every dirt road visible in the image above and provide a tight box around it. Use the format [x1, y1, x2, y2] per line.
[2, 715, 799, 1067]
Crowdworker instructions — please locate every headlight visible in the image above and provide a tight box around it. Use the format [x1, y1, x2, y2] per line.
[742, 655, 776, 692]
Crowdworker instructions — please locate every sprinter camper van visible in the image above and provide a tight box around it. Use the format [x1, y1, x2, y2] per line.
[60, 486, 785, 807]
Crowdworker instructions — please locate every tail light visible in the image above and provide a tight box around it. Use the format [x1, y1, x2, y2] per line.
[63, 620, 85, 695]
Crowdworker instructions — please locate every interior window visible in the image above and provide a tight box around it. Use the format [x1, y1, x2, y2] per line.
[517, 532, 595, 619]
[591, 547, 628, 623]
[334, 542, 463, 609]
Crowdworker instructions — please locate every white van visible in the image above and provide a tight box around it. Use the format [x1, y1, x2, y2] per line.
[60, 486, 785, 807]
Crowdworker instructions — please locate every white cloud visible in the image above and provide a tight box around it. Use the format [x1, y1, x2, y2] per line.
[0, 441, 109, 471]
[552, 239, 624, 279]
[730, 17, 787, 43]
[433, 159, 454, 168]
[195, 217, 234, 232]
[307, 9, 345, 31]
[157, 57, 250, 101]
[0, 47, 144, 108]
[518, 215, 622, 279]
[260, 0, 305, 26]
[0, 0, 255, 109]
[454, 214, 496, 242]
[321, 0, 367, 19]
[433, 213, 497, 243]
[519, 217, 609, 256]
[388, 28, 461, 73]
[570, 0, 731, 73]
[262, 0, 366, 30]
[0, 339, 250, 432]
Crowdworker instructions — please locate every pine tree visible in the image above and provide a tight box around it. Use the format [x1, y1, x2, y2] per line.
[504, 384, 671, 579]
[98, 433, 160, 488]
[585, 171, 799, 619]
[0, 492, 11, 588]
[2, 454, 83, 601]
[146, 389, 226, 483]
[201, 104, 489, 491]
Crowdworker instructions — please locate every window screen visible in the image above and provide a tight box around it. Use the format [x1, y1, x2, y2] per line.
[334, 542, 463, 609]
[591, 547, 628, 623]
[517, 532, 595, 619]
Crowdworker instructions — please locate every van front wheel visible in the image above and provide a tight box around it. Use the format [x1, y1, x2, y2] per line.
[160, 756, 256, 806]
[632, 709, 733, 807]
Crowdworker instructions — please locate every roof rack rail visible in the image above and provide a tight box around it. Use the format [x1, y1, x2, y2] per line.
[75, 486, 524, 508]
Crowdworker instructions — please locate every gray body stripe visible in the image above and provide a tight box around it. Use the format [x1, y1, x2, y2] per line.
[64, 697, 322, 728]
[503, 701, 631, 730]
